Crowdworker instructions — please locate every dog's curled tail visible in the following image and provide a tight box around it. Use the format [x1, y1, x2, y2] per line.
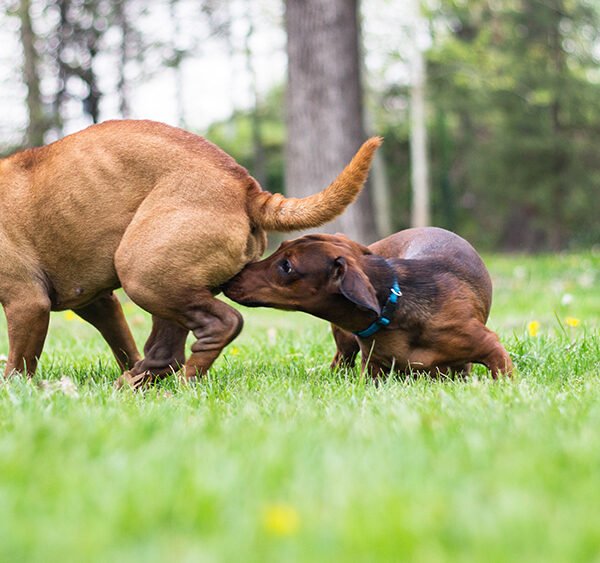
[248, 137, 382, 232]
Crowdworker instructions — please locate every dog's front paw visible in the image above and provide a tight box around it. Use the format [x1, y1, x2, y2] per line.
[330, 352, 357, 371]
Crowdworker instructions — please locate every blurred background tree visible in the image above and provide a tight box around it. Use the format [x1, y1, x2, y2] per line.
[285, 0, 377, 242]
[1, 0, 599, 251]
[422, 0, 600, 250]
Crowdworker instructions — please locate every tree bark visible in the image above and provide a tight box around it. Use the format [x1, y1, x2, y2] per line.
[116, 0, 132, 118]
[409, 0, 430, 228]
[244, 0, 266, 187]
[170, 0, 186, 127]
[547, 0, 567, 251]
[285, 0, 378, 243]
[19, 0, 46, 147]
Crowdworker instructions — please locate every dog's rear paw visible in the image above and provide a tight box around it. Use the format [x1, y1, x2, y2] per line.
[114, 370, 152, 390]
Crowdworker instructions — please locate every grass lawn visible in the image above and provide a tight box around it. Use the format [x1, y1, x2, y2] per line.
[0, 252, 598, 562]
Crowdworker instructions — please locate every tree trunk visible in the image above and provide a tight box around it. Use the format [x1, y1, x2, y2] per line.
[285, 0, 378, 243]
[547, 0, 567, 251]
[82, 37, 101, 124]
[19, 0, 46, 147]
[244, 0, 266, 187]
[364, 97, 392, 237]
[409, 0, 430, 228]
[170, 0, 186, 127]
[116, 0, 132, 118]
[51, 0, 70, 137]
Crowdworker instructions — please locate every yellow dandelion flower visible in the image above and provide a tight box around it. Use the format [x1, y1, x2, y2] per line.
[527, 320, 540, 337]
[64, 311, 78, 321]
[565, 317, 580, 328]
[262, 503, 299, 536]
[229, 347, 240, 356]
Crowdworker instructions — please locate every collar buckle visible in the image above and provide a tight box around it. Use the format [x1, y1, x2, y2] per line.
[353, 277, 402, 339]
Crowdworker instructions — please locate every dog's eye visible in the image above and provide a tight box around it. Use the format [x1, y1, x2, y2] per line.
[279, 259, 293, 274]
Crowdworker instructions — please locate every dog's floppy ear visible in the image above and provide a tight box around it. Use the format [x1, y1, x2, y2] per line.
[331, 257, 381, 316]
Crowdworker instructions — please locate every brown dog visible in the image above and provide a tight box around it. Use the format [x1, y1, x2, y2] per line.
[0, 120, 381, 385]
[224, 227, 513, 378]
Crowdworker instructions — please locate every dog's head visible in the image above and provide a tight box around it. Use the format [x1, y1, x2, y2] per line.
[224, 234, 383, 329]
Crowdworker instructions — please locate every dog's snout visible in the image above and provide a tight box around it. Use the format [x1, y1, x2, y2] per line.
[222, 273, 244, 298]
[221, 279, 235, 294]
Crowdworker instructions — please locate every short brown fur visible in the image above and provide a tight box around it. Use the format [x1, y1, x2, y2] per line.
[0, 120, 381, 385]
[224, 227, 513, 379]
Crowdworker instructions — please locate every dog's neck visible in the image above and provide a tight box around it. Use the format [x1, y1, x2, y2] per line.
[315, 253, 439, 334]
[362, 254, 399, 305]
[353, 254, 439, 334]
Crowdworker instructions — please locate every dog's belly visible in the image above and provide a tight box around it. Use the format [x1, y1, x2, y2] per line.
[361, 318, 483, 373]
[48, 268, 120, 311]
[42, 238, 123, 310]
[367, 347, 443, 373]
[359, 331, 414, 370]
[50, 286, 118, 311]
[29, 186, 139, 310]
[359, 330, 447, 373]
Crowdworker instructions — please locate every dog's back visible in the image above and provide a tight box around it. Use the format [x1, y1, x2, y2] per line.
[370, 227, 493, 318]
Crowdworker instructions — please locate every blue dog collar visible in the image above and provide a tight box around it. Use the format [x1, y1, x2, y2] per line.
[354, 279, 402, 338]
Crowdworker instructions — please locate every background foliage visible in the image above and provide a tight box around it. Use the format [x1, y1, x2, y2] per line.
[202, 0, 600, 250]
[1, 0, 599, 250]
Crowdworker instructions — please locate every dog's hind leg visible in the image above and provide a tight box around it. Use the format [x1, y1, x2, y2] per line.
[114, 181, 250, 384]
[480, 342, 513, 379]
[179, 293, 243, 379]
[116, 254, 244, 383]
[116, 289, 242, 384]
[3, 289, 51, 376]
[470, 323, 513, 378]
[115, 316, 188, 388]
[74, 293, 141, 371]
